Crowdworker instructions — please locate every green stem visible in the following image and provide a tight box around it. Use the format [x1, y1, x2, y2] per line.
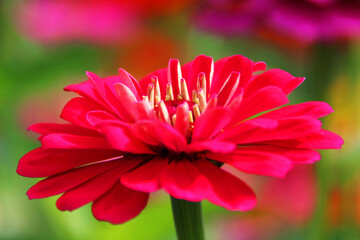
[170, 196, 205, 240]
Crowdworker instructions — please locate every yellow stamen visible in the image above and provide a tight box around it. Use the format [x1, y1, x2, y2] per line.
[158, 101, 170, 124]
[180, 78, 190, 101]
[197, 89, 207, 112]
[193, 104, 201, 119]
[166, 83, 174, 101]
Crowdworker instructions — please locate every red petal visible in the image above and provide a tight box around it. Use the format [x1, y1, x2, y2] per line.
[168, 59, 182, 97]
[234, 146, 321, 164]
[175, 102, 189, 137]
[41, 133, 111, 149]
[228, 86, 289, 125]
[206, 150, 293, 178]
[56, 158, 143, 211]
[192, 107, 232, 142]
[253, 61, 267, 72]
[17, 148, 121, 178]
[186, 140, 236, 153]
[193, 159, 256, 211]
[187, 55, 214, 94]
[268, 129, 344, 149]
[86, 110, 118, 126]
[28, 123, 101, 137]
[26, 160, 126, 199]
[217, 71, 240, 106]
[64, 80, 104, 105]
[219, 117, 322, 144]
[132, 101, 156, 121]
[246, 69, 304, 95]
[258, 101, 334, 119]
[161, 160, 210, 201]
[86, 72, 132, 121]
[121, 157, 168, 192]
[92, 182, 149, 224]
[117, 69, 141, 100]
[99, 121, 154, 154]
[60, 97, 106, 128]
[131, 120, 186, 152]
[211, 55, 254, 94]
[139, 67, 168, 99]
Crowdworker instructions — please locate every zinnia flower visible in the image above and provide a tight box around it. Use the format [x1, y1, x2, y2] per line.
[16, 0, 195, 45]
[194, 0, 360, 44]
[18, 55, 343, 224]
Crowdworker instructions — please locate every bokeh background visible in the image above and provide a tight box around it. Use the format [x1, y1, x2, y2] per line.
[1, 0, 360, 239]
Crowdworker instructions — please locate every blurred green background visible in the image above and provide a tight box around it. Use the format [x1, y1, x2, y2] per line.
[1, 0, 360, 239]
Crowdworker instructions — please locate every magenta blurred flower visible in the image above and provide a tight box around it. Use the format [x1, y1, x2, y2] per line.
[18, 55, 343, 224]
[195, 0, 360, 43]
[16, 0, 141, 45]
[16, 0, 196, 45]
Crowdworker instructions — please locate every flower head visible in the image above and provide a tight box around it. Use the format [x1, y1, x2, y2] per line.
[16, 0, 195, 45]
[194, 0, 360, 44]
[18, 55, 343, 224]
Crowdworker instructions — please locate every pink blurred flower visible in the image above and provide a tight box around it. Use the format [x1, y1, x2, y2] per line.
[194, 0, 360, 44]
[16, 0, 196, 45]
[17, 0, 141, 45]
[261, 165, 317, 224]
[18, 54, 342, 224]
[218, 165, 317, 240]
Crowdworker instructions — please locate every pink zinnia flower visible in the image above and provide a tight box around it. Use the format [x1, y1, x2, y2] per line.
[18, 55, 343, 224]
[16, 0, 141, 45]
[16, 0, 196, 45]
[194, 0, 360, 44]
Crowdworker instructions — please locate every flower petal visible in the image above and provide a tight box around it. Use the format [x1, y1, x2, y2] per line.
[28, 123, 101, 137]
[228, 86, 289, 125]
[219, 117, 322, 144]
[41, 133, 111, 149]
[99, 121, 154, 154]
[60, 97, 106, 128]
[175, 102, 189, 137]
[121, 157, 168, 192]
[131, 120, 187, 152]
[268, 129, 344, 149]
[217, 71, 240, 106]
[211, 55, 254, 94]
[206, 149, 293, 178]
[17, 148, 121, 178]
[187, 55, 214, 95]
[161, 160, 210, 201]
[258, 101, 334, 119]
[26, 160, 126, 199]
[186, 140, 236, 153]
[56, 157, 143, 211]
[192, 107, 232, 142]
[193, 159, 256, 211]
[246, 69, 304, 95]
[92, 182, 149, 224]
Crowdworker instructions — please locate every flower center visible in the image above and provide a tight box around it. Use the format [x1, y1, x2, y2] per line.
[144, 73, 209, 126]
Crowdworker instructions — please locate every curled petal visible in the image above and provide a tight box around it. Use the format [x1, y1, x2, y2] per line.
[246, 69, 304, 95]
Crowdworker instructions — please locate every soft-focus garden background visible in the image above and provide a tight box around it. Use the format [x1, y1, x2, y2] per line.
[1, 0, 360, 239]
